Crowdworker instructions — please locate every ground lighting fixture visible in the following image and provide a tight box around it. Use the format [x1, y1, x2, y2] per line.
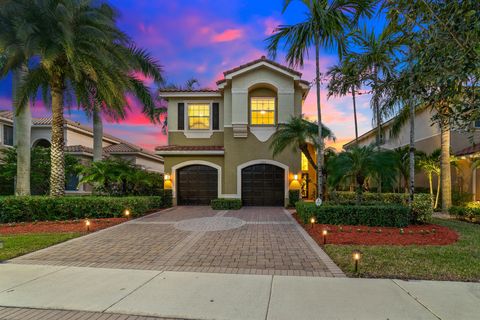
[353, 250, 362, 273]
[322, 229, 328, 244]
[124, 209, 131, 218]
[85, 219, 91, 232]
[310, 217, 316, 229]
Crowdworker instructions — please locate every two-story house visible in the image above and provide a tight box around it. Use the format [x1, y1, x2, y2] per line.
[343, 108, 480, 200]
[156, 56, 311, 206]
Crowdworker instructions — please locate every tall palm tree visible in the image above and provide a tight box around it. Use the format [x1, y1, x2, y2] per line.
[0, 1, 32, 196]
[327, 145, 396, 204]
[270, 116, 335, 170]
[353, 26, 401, 149]
[327, 56, 362, 142]
[8, 0, 162, 196]
[266, 0, 373, 201]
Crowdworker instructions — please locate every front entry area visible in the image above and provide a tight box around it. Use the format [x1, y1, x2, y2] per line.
[177, 165, 218, 205]
[241, 164, 285, 206]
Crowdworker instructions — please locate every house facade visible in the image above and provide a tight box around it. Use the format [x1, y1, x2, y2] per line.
[156, 56, 312, 206]
[343, 108, 480, 200]
[0, 110, 164, 194]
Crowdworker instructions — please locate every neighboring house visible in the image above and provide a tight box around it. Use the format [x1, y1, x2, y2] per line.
[343, 108, 480, 200]
[156, 56, 313, 206]
[0, 110, 164, 194]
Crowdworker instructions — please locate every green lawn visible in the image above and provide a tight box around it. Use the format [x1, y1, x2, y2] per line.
[0, 233, 81, 261]
[323, 218, 480, 281]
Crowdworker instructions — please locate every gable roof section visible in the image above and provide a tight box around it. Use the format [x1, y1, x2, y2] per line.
[221, 56, 302, 79]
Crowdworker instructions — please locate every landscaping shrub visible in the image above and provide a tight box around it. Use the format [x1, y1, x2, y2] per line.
[210, 198, 242, 210]
[0, 196, 170, 223]
[328, 191, 408, 205]
[411, 193, 434, 223]
[295, 202, 410, 227]
[449, 202, 480, 222]
[288, 190, 300, 207]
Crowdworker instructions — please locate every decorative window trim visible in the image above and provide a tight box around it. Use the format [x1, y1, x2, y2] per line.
[187, 103, 211, 130]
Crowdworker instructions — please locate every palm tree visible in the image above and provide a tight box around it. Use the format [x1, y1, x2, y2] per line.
[417, 149, 441, 209]
[266, 0, 373, 201]
[8, 0, 162, 196]
[327, 56, 362, 142]
[0, 1, 32, 195]
[270, 116, 335, 171]
[353, 26, 401, 149]
[327, 145, 396, 203]
[392, 146, 409, 193]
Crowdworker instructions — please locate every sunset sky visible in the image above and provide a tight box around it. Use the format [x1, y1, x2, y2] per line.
[0, 0, 386, 151]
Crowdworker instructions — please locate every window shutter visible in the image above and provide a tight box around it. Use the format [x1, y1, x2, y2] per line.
[178, 103, 185, 130]
[212, 102, 219, 130]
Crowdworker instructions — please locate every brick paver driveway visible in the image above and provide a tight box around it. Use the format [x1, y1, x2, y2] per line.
[11, 207, 343, 277]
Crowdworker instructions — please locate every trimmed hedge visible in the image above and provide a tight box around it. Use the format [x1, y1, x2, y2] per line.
[0, 195, 171, 223]
[211, 198, 242, 210]
[288, 190, 301, 207]
[296, 202, 410, 227]
[449, 202, 480, 222]
[328, 192, 408, 205]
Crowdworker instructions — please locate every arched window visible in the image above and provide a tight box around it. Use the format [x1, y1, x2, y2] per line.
[33, 139, 51, 148]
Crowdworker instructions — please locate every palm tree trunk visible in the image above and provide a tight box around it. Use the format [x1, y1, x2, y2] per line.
[314, 34, 324, 201]
[351, 86, 358, 143]
[428, 172, 435, 208]
[93, 104, 103, 162]
[435, 173, 440, 209]
[440, 120, 452, 212]
[13, 66, 31, 196]
[50, 79, 65, 197]
[408, 102, 415, 206]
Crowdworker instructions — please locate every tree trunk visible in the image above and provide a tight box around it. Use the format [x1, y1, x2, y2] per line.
[440, 121, 452, 212]
[408, 102, 415, 207]
[314, 34, 324, 201]
[351, 86, 359, 143]
[435, 173, 440, 209]
[13, 66, 31, 196]
[93, 104, 103, 162]
[428, 172, 433, 199]
[50, 79, 65, 197]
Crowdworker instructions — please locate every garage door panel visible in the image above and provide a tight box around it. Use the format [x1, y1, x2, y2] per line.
[241, 164, 284, 206]
[177, 165, 218, 205]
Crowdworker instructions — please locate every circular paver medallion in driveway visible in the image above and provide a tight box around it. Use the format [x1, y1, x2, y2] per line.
[174, 217, 245, 232]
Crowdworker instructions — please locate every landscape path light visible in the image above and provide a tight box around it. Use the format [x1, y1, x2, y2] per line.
[352, 249, 362, 273]
[322, 229, 328, 244]
[310, 217, 316, 229]
[124, 209, 131, 219]
[85, 219, 91, 232]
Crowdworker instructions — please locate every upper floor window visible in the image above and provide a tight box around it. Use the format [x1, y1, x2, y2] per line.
[188, 104, 210, 130]
[3, 124, 13, 146]
[251, 97, 275, 126]
[474, 119, 480, 128]
[301, 153, 309, 172]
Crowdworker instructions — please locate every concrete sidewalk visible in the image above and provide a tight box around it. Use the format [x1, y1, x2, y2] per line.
[1, 264, 479, 320]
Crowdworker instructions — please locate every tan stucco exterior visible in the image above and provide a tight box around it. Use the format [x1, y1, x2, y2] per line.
[158, 58, 310, 206]
[345, 108, 480, 200]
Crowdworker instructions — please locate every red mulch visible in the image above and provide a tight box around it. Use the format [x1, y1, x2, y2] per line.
[293, 213, 458, 246]
[0, 218, 128, 235]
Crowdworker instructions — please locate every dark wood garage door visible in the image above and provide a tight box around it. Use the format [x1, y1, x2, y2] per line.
[177, 165, 218, 205]
[241, 164, 285, 206]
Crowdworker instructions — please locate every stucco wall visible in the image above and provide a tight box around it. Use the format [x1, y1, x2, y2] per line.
[166, 97, 224, 132]
[169, 131, 224, 146]
[135, 155, 164, 173]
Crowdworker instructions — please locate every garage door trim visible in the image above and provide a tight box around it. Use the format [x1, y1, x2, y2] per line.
[236, 159, 289, 198]
[171, 160, 222, 199]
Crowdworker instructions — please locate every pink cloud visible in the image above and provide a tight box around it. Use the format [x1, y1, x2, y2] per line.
[211, 28, 244, 43]
[263, 17, 281, 36]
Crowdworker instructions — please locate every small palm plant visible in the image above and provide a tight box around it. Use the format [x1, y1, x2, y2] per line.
[327, 145, 396, 204]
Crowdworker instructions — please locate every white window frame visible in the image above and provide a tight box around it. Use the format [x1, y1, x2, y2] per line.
[250, 96, 276, 127]
[187, 102, 212, 131]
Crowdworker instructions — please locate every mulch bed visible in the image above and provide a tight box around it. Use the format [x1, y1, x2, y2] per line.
[0, 218, 128, 235]
[293, 213, 458, 246]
